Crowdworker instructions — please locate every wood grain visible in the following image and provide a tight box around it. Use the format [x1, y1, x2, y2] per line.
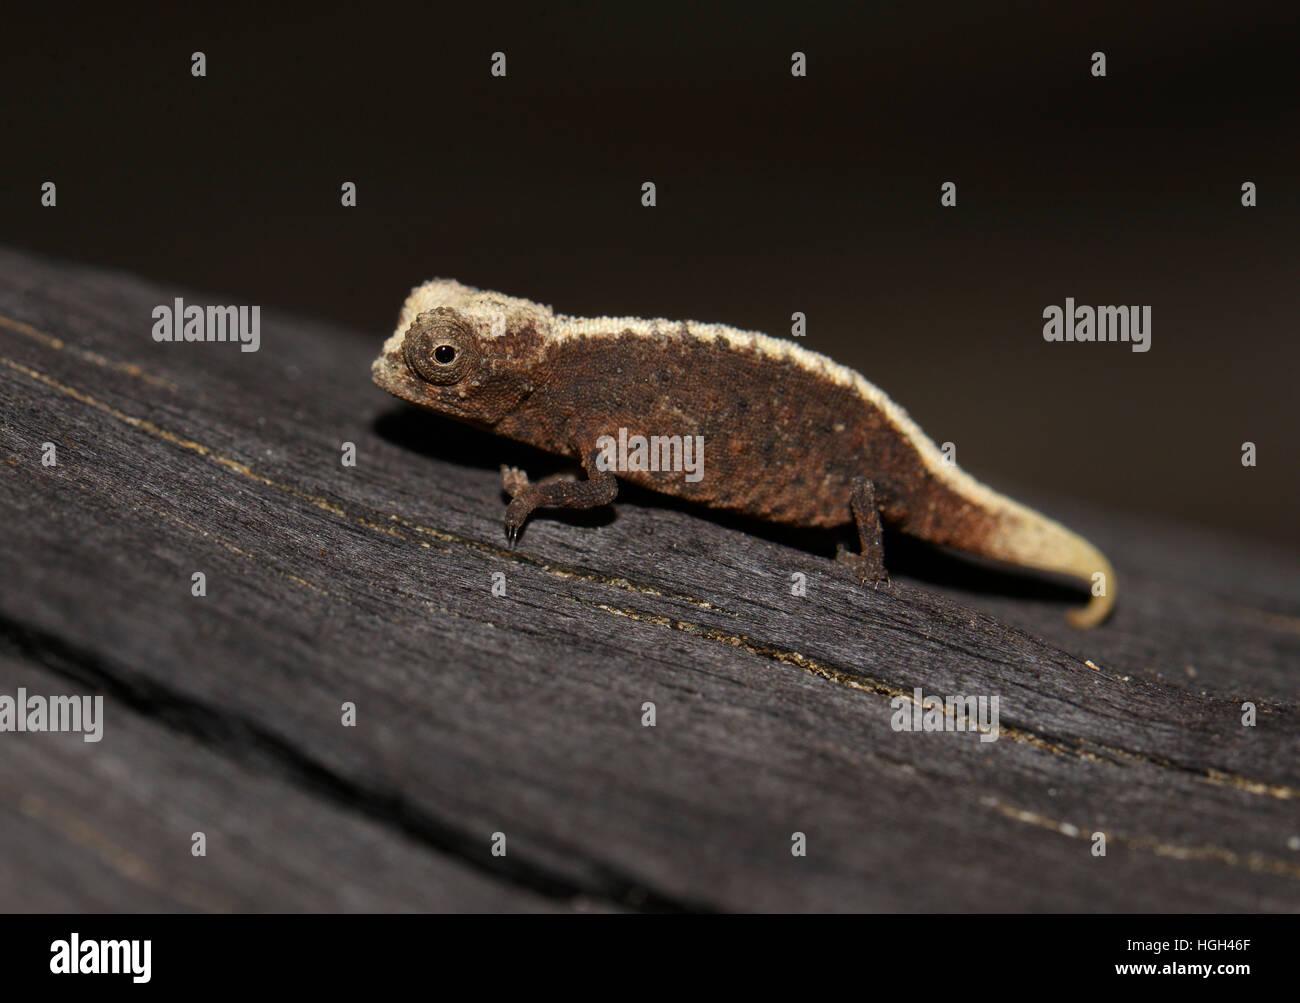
[0, 245, 1296, 912]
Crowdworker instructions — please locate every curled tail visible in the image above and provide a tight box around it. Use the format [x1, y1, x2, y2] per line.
[837, 372, 1116, 627]
[973, 496, 1116, 629]
[910, 478, 1117, 628]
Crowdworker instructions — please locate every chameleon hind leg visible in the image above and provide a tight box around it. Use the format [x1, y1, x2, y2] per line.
[501, 447, 618, 546]
[835, 476, 890, 587]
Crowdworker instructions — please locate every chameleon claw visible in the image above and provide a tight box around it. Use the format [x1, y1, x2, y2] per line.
[373, 280, 1118, 628]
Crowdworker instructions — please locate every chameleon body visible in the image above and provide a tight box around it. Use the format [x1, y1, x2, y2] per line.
[372, 280, 1116, 627]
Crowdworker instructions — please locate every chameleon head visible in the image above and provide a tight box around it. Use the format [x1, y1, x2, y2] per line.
[372, 279, 550, 425]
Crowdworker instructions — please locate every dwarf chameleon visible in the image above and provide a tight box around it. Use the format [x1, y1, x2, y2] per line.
[372, 280, 1116, 627]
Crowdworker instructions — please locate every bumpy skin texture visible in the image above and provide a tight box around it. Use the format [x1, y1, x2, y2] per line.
[493, 333, 1001, 560]
[373, 280, 1117, 627]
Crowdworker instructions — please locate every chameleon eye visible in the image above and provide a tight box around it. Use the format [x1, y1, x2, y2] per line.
[403, 309, 476, 385]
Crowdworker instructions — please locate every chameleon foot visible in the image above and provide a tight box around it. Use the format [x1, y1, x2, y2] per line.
[835, 548, 891, 588]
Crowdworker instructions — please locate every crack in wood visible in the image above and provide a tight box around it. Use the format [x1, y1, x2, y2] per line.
[573, 598, 1300, 805]
[4, 301, 1296, 910]
[982, 797, 1300, 879]
[0, 313, 179, 391]
[0, 614, 713, 913]
[0, 346, 735, 617]
[6, 347, 1292, 809]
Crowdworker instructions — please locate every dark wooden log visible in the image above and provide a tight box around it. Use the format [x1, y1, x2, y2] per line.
[0, 245, 1296, 912]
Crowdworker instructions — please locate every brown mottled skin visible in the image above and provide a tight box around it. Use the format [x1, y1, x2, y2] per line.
[378, 307, 993, 575]
[497, 333, 966, 539]
[374, 291, 1117, 627]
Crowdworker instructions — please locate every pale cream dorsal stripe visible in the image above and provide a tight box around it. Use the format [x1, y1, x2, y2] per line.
[387, 280, 1115, 627]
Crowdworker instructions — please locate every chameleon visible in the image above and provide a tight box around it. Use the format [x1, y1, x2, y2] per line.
[372, 279, 1116, 628]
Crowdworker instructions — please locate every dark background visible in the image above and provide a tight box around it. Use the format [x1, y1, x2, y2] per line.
[2, 1, 1296, 546]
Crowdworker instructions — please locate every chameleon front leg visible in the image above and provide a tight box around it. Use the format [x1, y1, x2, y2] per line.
[835, 476, 890, 587]
[500, 446, 618, 546]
